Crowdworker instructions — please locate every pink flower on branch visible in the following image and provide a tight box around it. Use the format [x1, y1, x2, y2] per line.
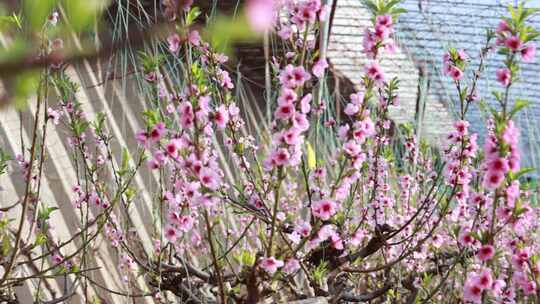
[496, 68, 511, 86]
[505, 35, 522, 52]
[199, 167, 222, 191]
[167, 33, 181, 54]
[312, 58, 328, 78]
[365, 62, 385, 85]
[260, 257, 284, 274]
[477, 245, 495, 262]
[521, 43, 536, 62]
[312, 199, 338, 220]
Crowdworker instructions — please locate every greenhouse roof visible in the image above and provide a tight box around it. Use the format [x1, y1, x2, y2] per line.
[329, 0, 540, 169]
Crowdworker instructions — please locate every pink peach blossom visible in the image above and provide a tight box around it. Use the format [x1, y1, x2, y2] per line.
[477, 245, 495, 262]
[260, 257, 284, 274]
[496, 68, 511, 86]
[312, 199, 338, 220]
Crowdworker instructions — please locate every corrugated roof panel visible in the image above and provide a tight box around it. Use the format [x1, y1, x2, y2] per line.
[328, 0, 540, 167]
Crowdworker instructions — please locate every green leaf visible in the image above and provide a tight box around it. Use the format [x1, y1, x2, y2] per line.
[73, 120, 90, 137]
[35, 233, 47, 246]
[38, 206, 59, 221]
[459, 87, 468, 102]
[509, 167, 535, 181]
[515, 206, 529, 217]
[392, 8, 407, 16]
[524, 30, 540, 43]
[142, 109, 159, 127]
[240, 250, 255, 266]
[0, 148, 11, 175]
[491, 91, 503, 103]
[24, 0, 57, 30]
[186, 7, 201, 26]
[1, 235, 11, 257]
[509, 99, 529, 118]
[124, 187, 136, 201]
[203, 13, 259, 55]
[312, 261, 329, 285]
[387, 0, 403, 9]
[423, 273, 433, 286]
[120, 148, 131, 176]
[234, 142, 245, 155]
[71, 264, 79, 273]
[61, 0, 109, 32]
[306, 141, 316, 170]
[0, 13, 23, 30]
[360, 0, 378, 14]
[13, 71, 40, 109]
[92, 112, 106, 133]
[508, 4, 517, 23]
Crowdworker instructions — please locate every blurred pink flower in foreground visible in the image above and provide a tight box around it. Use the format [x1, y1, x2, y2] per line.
[246, 0, 276, 32]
